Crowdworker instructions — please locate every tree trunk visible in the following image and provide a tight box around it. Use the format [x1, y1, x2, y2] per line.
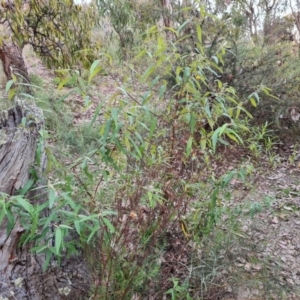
[0, 101, 90, 299]
[0, 42, 32, 94]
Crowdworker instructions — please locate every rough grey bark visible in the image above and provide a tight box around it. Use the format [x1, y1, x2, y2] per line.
[0, 101, 90, 300]
[0, 42, 32, 94]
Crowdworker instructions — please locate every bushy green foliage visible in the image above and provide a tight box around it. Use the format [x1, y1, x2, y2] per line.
[1, 2, 293, 298]
[164, 0, 300, 140]
[95, 0, 161, 57]
[3, 22, 268, 298]
[0, 0, 98, 69]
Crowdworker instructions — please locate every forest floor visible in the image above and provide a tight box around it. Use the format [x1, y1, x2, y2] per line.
[1, 47, 300, 299]
[221, 148, 300, 300]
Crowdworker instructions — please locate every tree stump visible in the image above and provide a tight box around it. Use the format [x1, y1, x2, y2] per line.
[0, 101, 90, 299]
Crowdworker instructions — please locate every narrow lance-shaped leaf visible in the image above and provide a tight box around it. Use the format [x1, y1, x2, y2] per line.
[102, 217, 115, 233]
[142, 65, 156, 82]
[18, 179, 35, 196]
[185, 136, 193, 157]
[88, 61, 102, 84]
[55, 227, 62, 255]
[177, 19, 191, 33]
[15, 196, 34, 214]
[87, 223, 100, 243]
[57, 77, 70, 90]
[196, 24, 202, 43]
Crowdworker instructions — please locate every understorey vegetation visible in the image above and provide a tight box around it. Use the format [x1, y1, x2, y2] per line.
[1, 0, 300, 299]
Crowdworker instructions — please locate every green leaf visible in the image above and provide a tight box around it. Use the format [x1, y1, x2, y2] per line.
[142, 65, 155, 82]
[211, 55, 219, 64]
[219, 123, 228, 135]
[224, 171, 236, 188]
[102, 119, 112, 143]
[185, 136, 193, 157]
[142, 90, 151, 105]
[6, 79, 14, 92]
[236, 103, 242, 118]
[42, 211, 58, 229]
[88, 62, 102, 84]
[87, 223, 100, 243]
[89, 60, 101, 77]
[18, 179, 34, 196]
[226, 129, 243, 144]
[55, 227, 62, 255]
[211, 127, 221, 152]
[6, 208, 15, 234]
[15, 196, 33, 214]
[30, 245, 48, 254]
[129, 136, 142, 159]
[101, 210, 117, 217]
[196, 24, 202, 42]
[249, 97, 257, 107]
[164, 26, 178, 35]
[111, 107, 119, 127]
[150, 76, 160, 88]
[134, 49, 147, 60]
[21, 117, 26, 127]
[43, 249, 53, 271]
[148, 117, 157, 140]
[82, 158, 93, 181]
[48, 189, 56, 209]
[61, 193, 76, 210]
[57, 77, 70, 90]
[8, 88, 16, 100]
[57, 90, 76, 104]
[59, 224, 73, 230]
[74, 221, 81, 235]
[177, 19, 191, 33]
[159, 85, 166, 100]
[35, 139, 42, 166]
[252, 92, 260, 103]
[77, 214, 99, 223]
[183, 67, 191, 81]
[226, 132, 239, 143]
[204, 102, 212, 118]
[134, 131, 144, 144]
[102, 217, 115, 233]
[217, 80, 222, 90]
[90, 102, 104, 128]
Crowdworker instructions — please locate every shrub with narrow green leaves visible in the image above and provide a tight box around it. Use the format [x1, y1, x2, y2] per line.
[1, 5, 276, 299]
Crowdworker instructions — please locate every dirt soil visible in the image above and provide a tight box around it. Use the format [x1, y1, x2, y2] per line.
[230, 151, 300, 299]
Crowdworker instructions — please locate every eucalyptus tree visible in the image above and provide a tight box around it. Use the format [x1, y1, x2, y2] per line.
[0, 0, 97, 86]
